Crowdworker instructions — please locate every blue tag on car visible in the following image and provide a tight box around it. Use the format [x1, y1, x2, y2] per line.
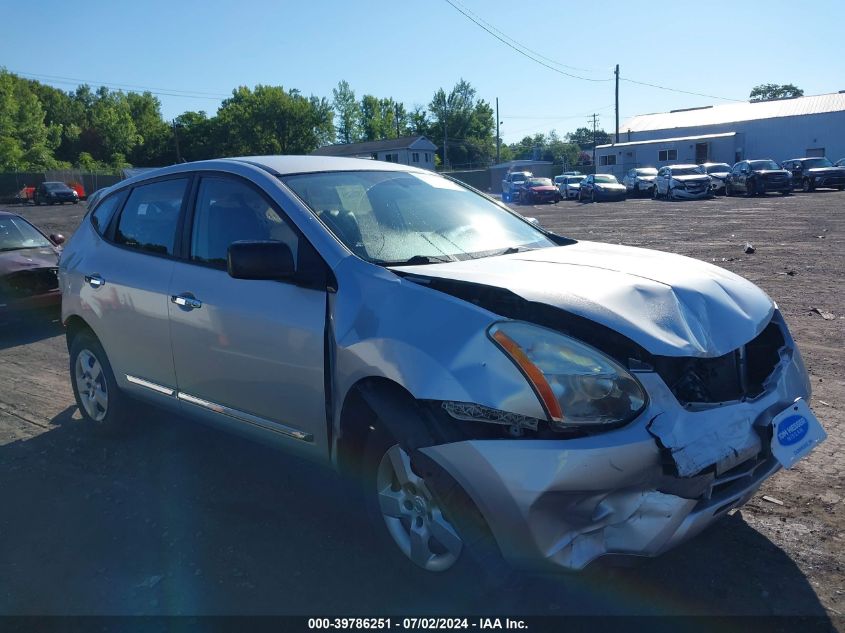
[770, 398, 827, 469]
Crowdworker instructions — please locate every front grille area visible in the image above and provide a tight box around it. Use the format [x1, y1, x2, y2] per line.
[653, 320, 786, 406]
[0, 268, 59, 299]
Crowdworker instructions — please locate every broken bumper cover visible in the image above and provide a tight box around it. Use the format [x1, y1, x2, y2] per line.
[421, 323, 811, 571]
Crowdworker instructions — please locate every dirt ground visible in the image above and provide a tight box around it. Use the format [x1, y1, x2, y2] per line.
[0, 192, 843, 625]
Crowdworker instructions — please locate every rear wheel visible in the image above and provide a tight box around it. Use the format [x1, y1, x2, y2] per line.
[69, 330, 133, 435]
[725, 182, 733, 197]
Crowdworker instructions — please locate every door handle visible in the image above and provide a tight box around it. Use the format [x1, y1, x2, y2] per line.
[84, 274, 105, 288]
[171, 294, 202, 310]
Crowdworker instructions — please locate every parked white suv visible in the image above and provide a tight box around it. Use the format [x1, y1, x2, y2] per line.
[653, 165, 713, 200]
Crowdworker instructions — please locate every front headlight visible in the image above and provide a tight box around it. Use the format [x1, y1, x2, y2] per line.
[489, 321, 647, 427]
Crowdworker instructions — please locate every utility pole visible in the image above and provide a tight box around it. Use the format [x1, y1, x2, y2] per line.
[496, 97, 500, 165]
[395, 103, 401, 137]
[172, 120, 182, 163]
[442, 114, 448, 171]
[615, 64, 620, 144]
[591, 113, 598, 166]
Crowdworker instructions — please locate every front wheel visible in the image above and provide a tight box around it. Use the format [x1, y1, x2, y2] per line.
[362, 427, 513, 592]
[802, 178, 813, 193]
[745, 180, 756, 197]
[591, 190, 597, 203]
[69, 330, 133, 435]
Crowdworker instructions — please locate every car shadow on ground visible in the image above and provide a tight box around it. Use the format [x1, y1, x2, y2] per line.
[0, 404, 833, 622]
[0, 309, 63, 351]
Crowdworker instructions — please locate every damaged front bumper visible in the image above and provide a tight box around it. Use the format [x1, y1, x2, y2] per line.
[421, 317, 814, 571]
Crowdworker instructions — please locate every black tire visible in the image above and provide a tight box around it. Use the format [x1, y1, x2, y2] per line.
[745, 179, 755, 197]
[781, 190, 791, 196]
[34, 198, 41, 206]
[837, 186, 844, 191]
[802, 178, 813, 193]
[725, 182, 732, 197]
[69, 329, 133, 435]
[362, 425, 516, 594]
[591, 190, 597, 203]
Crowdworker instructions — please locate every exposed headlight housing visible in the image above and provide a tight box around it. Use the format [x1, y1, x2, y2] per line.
[488, 321, 647, 428]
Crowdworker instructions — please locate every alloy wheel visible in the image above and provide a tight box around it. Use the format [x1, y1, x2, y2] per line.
[74, 349, 109, 422]
[376, 444, 463, 572]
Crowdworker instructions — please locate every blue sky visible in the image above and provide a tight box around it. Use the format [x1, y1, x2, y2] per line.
[3, 0, 844, 143]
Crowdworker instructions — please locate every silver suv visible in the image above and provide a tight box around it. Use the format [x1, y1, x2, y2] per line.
[60, 156, 826, 578]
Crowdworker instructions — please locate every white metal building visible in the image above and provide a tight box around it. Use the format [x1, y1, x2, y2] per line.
[312, 135, 438, 170]
[596, 92, 845, 178]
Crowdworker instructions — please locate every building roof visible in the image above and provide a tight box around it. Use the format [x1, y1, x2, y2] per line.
[312, 135, 437, 156]
[620, 92, 845, 133]
[596, 132, 736, 150]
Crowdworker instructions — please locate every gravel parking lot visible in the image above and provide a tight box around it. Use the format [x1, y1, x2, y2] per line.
[1, 192, 843, 622]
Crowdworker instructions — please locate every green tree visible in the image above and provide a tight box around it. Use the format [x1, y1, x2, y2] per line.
[173, 110, 216, 162]
[332, 80, 361, 144]
[566, 126, 610, 150]
[429, 79, 495, 169]
[215, 85, 335, 156]
[126, 91, 172, 165]
[0, 70, 62, 170]
[359, 95, 412, 141]
[749, 83, 804, 102]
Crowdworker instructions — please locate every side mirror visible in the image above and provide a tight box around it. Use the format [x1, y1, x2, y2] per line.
[227, 240, 295, 281]
[49, 233, 65, 245]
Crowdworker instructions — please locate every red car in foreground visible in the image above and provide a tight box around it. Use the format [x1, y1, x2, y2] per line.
[0, 211, 65, 316]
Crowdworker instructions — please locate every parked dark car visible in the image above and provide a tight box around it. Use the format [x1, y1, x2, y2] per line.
[725, 160, 791, 197]
[0, 212, 65, 317]
[519, 177, 562, 204]
[782, 158, 845, 192]
[34, 181, 79, 205]
[698, 163, 732, 195]
[579, 174, 626, 202]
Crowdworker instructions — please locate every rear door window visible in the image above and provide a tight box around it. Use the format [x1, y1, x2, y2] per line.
[114, 179, 188, 255]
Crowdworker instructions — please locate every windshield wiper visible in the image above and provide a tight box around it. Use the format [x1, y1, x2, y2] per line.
[375, 254, 456, 266]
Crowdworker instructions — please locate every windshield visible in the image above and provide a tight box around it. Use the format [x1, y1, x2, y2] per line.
[704, 164, 731, 173]
[803, 158, 834, 169]
[749, 160, 781, 171]
[670, 167, 701, 176]
[44, 182, 71, 191]
[0, 216, 52, 251]
[282, 171, 557, 264]
[511, 173, 529, 182]
[635, 168, 657, 176]
[567, 176, 586, 184]
[594, 175, 619, 183]
[527, 178, 552, 186]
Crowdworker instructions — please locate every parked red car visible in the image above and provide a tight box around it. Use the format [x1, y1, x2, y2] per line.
[0, 211, 65, 316]
[518, 177, 562, 204]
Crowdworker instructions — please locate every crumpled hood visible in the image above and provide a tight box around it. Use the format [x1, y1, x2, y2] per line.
[393, 241, 774, 357]
[0, 247, 59, 276]
[672, 174, 709, 183]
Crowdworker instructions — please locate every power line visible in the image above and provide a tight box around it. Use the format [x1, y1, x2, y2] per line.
[10, 69, 229, 100]
[445, 0, 607, 75]
[442, 0, 613, 82]
[502, 104, 615, 120]
[443, 2, 744, 102]
[620, 77, 744, 103]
